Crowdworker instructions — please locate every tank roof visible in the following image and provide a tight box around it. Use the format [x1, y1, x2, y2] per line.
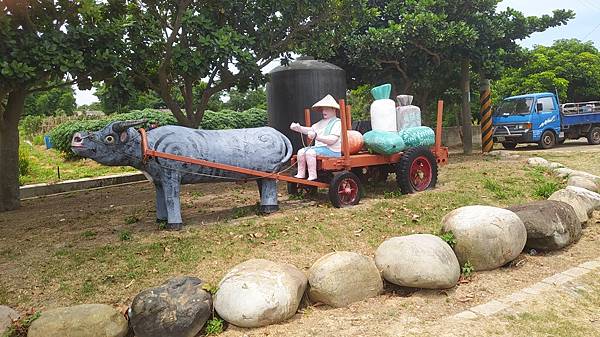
[269, 57, 344, 73]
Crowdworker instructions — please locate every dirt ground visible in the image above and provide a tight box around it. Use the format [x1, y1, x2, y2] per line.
[1, 152, 600, 336]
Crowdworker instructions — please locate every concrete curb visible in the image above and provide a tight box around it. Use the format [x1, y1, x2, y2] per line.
[19, 172, 148, 200]
[450, 257, 600, 320]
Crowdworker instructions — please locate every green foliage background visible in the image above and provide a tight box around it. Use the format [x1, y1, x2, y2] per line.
[49, 108, 267, 158]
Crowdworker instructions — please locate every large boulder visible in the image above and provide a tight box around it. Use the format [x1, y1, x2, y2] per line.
[129, 276, 212, 337]
[307, 251, 382, 307]
[375, 234, 460, 289]
[549, 186, 600, 225]
[507, 200, 581, 251]
[441, 206, 527, 271]
[28, 304, 128, 337]
[0, 306, 19, 335]
[214, 259, 307, 328]
[568, 176, 599, 193]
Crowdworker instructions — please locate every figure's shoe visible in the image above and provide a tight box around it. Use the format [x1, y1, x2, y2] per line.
[307, 175, 318, 181]
[294, 174, 306, 179]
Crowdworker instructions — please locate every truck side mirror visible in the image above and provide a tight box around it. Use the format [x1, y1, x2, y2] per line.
[536, 102, 544, 112]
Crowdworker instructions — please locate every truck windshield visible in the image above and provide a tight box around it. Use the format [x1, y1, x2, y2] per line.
[494, 98, 533, 116]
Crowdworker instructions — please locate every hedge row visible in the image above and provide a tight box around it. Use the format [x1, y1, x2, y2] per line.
[49, 108, 267, 158]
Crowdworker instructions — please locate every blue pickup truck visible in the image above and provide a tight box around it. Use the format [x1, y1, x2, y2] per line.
[492, 93, 600, 149]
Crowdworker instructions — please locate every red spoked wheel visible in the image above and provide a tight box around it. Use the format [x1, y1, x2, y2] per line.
[409, 156, 433, 191]
[328, 171, 362, 208]
[396, 147, 438, 194]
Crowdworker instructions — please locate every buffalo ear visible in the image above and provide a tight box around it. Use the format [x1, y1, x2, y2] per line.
[120, 130, 129, 143]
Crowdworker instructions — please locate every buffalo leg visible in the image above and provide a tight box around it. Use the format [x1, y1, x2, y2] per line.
[258, 178, 279, 214]
[154, 182, 168, 222]
[162, 173, 183, 230]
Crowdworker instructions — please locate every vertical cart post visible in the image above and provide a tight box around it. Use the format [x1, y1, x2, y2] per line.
[339, 99, 351, 169]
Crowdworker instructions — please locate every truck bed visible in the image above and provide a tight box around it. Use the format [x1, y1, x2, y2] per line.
[561, 101, 600, 126]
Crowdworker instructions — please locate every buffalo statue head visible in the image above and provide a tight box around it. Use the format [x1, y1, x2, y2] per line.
[71, 119, 147, 166]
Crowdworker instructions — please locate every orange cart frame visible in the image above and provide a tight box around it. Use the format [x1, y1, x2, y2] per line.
[139, 99, 448, 207]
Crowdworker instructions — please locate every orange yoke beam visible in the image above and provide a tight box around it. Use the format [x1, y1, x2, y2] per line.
[138, 128, 330, 189]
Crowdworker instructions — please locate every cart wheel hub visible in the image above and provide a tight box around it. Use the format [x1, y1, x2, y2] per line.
[409, 156, 433, 191]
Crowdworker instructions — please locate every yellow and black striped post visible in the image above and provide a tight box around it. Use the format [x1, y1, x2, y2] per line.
[480, 79, 494, 153]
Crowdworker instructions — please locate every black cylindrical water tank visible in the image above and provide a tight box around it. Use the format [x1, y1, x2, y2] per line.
[267, 57, 346, 151]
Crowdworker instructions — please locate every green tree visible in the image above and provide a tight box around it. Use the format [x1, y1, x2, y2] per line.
[312, 0, 573, 153]
[223, 87, 267, 112]
[24, 85, 76, 116]
[95, 80, 166, 114]
[111, 0, 360, 128]
[0, 1, 126, 211]
[494, 39, 600, 103]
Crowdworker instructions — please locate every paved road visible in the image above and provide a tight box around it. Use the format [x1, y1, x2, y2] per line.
[509, 139, 600, 153]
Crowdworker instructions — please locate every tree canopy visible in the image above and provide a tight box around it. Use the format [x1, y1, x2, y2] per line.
[494, 39, 600, 103]
[24, 85, 76, 117]
[0, 0, 125, 211]
[107, 0, 361, 127]
[311, 0, 574, 112]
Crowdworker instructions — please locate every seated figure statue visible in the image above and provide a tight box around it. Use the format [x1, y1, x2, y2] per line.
[290, 94, 342, 180]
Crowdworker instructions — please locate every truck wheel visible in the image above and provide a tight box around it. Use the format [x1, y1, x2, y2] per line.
[501, 142, 517, 150]
[328, 171, 362, 208]
[587, 127, 600, 145]
[538, 131, 556, 149]
[396, 147, 438, 194]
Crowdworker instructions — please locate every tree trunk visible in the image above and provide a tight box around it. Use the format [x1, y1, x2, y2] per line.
[460, 59, 473, 154]
[0, 89, 26, 212]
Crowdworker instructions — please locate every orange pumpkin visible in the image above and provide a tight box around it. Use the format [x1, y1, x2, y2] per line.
[345, 130, 365, 154]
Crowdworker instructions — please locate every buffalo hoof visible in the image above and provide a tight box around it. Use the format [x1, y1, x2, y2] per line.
[166, 223, 183, 231]
[260, 205, 279, 214]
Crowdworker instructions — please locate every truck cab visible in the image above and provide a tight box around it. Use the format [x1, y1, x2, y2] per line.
[492, 93, 562, 149]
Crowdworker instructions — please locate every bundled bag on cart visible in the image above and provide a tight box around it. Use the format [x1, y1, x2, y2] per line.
[363, 127, 435, 155]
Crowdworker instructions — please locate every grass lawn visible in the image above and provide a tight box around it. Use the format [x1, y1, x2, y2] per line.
[19, 141, 136, 185]
[0, 153, 567, 309]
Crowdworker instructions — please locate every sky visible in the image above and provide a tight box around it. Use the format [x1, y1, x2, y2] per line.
[75, 0, 600, 106]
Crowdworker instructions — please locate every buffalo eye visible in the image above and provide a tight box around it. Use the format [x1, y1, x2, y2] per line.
[105, 135, 115, 144]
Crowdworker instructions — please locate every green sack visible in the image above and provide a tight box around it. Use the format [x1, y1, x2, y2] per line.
[363, 130, 407, 155]
[399, 126, 435, 148]
[371, 84, 392, 100]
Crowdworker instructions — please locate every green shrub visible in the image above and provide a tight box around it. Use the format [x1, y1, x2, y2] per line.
[18, 146, 31, 185]
[19, 115, 46, 137]
[200, 108, 267, 130]
[49, 109, 177, 158]
[49, 108, 267, 158]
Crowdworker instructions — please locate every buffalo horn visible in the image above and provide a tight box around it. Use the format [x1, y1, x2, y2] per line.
[112, 119, 148, 133]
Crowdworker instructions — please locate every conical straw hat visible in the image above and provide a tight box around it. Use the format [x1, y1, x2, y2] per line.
[312, 94, 340, 110]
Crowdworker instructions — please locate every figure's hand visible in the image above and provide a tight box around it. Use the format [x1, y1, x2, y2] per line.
[290, 122, 301, 132]
[307, 130, 316, 140]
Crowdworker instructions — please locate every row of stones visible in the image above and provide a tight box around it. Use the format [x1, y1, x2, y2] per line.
[447, 155, 600, 321]
[5, 155, 600, 337]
